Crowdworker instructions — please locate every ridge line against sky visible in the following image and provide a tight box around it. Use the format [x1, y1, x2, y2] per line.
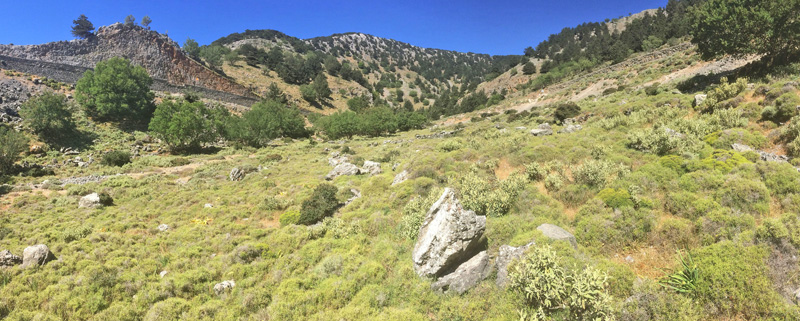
[2, 0, 669, 56]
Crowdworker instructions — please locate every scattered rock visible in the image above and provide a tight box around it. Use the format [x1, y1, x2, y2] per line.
[415, 129, 461, 139]
[431, 251, 493, 294]
[21, 244, 55, 268]
[392, 170, 410, 186]
[214, 280, 236, 295]
[760, 151, 790, 163]
[694, 94, 707, 107]
[229, 167, 246, 181]
[413, 188, 487, 278]
[159, 270, 168, 278]
[345, 188, 361, 205]
[625, 255, 635, 263]
[663, 127, 685, 138]
[79, 193, 102, 208]
[0, 250, 22, 267]
[537, 224, 577, 249]
[558, 124, 583, 134]
[515, 126, 527, 130]
[530, 123, 553, 136]
[731, 143, 754, 152]
[328, 152, 348, 167]
[361, 161, 382, 176]
[496, 241, 535, 287]
[325, 162, 361, 180]
[157, 224, 169, 232]
[204, 203, 213, 208]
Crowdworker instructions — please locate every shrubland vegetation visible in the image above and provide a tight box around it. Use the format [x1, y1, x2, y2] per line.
[4, 0, 800, 319]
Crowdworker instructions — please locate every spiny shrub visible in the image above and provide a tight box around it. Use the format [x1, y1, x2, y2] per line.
[692, 241, 796, 319]
[626, 127, 681, 155]
[575, 199, 655, 249]
[437, 139, 463, 152]
[714, 176, 769, 215]
[544, 173, 564, 192]
[687, 149, 751, 174]
[701, 77, 747, 111]
[525, 162, 547, 181]
[459, 171, 526, 217]
[509, 245, 613, 321]
[696, 208, 755, 244]
[101, 150, 132, 167]
[596, 188, 634, 208]
[703, 129, 766, 150]
[298, 184, 339, 225]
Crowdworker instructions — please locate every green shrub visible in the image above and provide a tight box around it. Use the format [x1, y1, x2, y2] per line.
[576, 199, 654, 249]
[756, 161, 800, 197]
[696, 208, 755, 244]
[544, 173, 564, 192]
[626, 127, 681, 155]
[525, 162, 547, 181]
[701, 77, 747, 111]
[664, 191, 720, 220]
[76, 57, 155, 122]
[509, 245, 613, 321]
[686, 149, 751, 173]
[572, 160, 623, 187]
[596, 188, 634, 208]
[762, 92, 800, 123]
[459, 172, 526, 217]
[279, 210, 300, 226]
[619, 280, 704, 321]
[554, 102, 581, 124]
[692, 241, 793, 319]
[101, 151, 131, 167]
[19, 92, 75, 139]
[714, 176, 769, 215]
[399, 188, 442, 239]
[98, 192, 113, 206]
[703, 129, 766, 150]
[0, 126, 28, 175]
[437, 139, 463, 152]
[298, 184, 339, 225]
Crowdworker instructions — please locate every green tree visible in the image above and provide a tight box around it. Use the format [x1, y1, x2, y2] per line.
[264, 83, 288, 104]
[324, 56, 342, 76]
[124, 15, 136, 27]
[312, 73, 332, 102]
[641, 35, 663, 51]
[76, 57, 155, 123]
[522, 62, 537, 75]
[347, 96, 370, 113]
[360, 107, 398, 137]
[19, 92, 75, 139]
[148, 100, 223, 151]
[227, 99, 308, 147]
[0, 126, 28, 176]
[402, 100, 414, 112]
[316, 111, 362, 139]
[524, 46, 535, 57]
[71, 14, 94, 39]
[141, 15, 152, 29]
[198, 45, 230, 67]
[691, 0, 800, 60]
[183, 38, 200, 58]
[299, 84, 317, 103]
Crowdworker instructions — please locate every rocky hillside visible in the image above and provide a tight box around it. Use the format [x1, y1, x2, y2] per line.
[0, 23, 255, 101]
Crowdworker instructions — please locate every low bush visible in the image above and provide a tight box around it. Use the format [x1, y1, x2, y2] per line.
[0, 126, 28, 175]
[553, 102, 581, 124]
[279, 210, 300, 226]
[575, 199, 655, 249]
[459, 172, 526, 217]
[101, 151, 132, 167]
[298, 184, 339, 225]
[19, 92, 75, 140]
[762, 92, 800, 123]
[696, 208, 755, 244]
[714, 176, 770, 215]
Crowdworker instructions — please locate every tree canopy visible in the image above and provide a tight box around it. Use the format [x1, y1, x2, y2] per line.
[691, 0, 800, 60]
[71, 14, 94, 39]
[75, 57, 155, 123]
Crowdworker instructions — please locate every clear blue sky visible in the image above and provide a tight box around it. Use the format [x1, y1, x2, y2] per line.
[1, 0, 668, 56]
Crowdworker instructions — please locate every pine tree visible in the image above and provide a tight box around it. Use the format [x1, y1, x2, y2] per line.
[312, 74, 332, 101]
[124, 15, 136, 27]
[522, 62, 537, 75]
[141, 16, 152, 29]
[71, 14, 94, 39]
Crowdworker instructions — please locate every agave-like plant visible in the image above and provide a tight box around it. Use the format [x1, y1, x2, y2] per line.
[660, 249, 698, 294]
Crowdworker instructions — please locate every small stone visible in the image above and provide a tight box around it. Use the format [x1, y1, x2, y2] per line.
[625, 255, 635, 263]
[159, 270, 168, 278]
[157, 224, 169, 232]
[204, 203, 213, 208]
[79, 193, 102, 208]
[0, 250, 22, 267]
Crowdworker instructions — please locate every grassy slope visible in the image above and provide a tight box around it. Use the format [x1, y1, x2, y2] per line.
[3, 45, 800, 320]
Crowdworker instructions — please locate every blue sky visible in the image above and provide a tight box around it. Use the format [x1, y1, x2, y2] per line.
[2, 0, 668, 55]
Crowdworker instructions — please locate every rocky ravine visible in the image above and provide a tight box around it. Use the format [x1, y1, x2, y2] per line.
[0, 23, 255, 100]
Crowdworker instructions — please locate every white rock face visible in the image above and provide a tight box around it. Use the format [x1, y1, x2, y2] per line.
[21, 244, 55, 268]
[362, 161, 382, 176]
[325, 162, 361, 180]
[214, 280, 236, 295]
[412, 188, 486, 278]
[431, 251, 493, 294]
[392, 170, 410, 186]
[79, 193, 101, 208]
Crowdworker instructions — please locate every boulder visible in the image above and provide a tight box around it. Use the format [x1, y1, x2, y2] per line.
[362, 161, 382, 176]
[345, 188, 361, 205]
[537, 224, 577, 249]
[229, 167, 245, 181]
[731, 143, 754, 152]
[496, 241, 535, 287]
[157, 224, 169, 232]
[694, 94, 707, 107]
[214, 280, 235, 295]
[431, 251, 493, 294]
[412, 188, 487, 278]
[79, 193, 102, 208]
[21, 244, 55, 268]
[325, 162, 361, 180]
[558, 124, 583, 134]
[0, 250, 22, 267]
[760, 151, 790, 163]
[392, 170, 410, 186]
[328, 152, 348, 167]
[530, 123, 553, 136]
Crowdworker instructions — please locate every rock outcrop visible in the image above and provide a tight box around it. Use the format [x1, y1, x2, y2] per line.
[413, 188, 487, 278]
[229, 167, 246, 181]
[361, 161, 382, 176]
[214, 280, 236, 295]
[530, 123, 553, 136]
[694, 94, 707, 107]
[0, 23, 256, 102]
[325, 162, 361, 180]
[431, 251, 492, 294]
[392, 170, 410, 186]
[496, 241, 535, 287]
[21, 244, 55, 268]
[79, 193, 102, 208]
[0, 250, 22, 267]
[537, 224, 577, 249]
